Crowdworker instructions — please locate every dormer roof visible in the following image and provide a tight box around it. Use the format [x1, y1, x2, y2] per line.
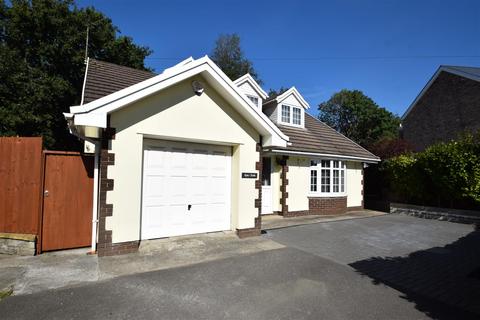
[233, 74, 268, 100]
[264, 86, 310, 109]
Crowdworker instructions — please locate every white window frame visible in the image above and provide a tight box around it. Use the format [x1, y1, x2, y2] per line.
[309, 159, 347, 197]
[246, 94, 260, 108]
[278, 103, 304, 127]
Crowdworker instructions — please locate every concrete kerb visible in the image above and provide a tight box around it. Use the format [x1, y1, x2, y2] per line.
[261, 210, 388, 231]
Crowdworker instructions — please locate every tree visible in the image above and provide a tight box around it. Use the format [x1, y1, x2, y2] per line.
[211, 33, 262, 84]
[0, 0, 152, 149]
[267, 87, 288, 99]
[318, 89, 400, 148]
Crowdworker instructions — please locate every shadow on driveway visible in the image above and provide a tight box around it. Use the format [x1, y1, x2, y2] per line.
[350, 225, 480, 319]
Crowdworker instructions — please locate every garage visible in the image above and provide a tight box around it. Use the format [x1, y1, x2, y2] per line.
[141, 140, 232, 239]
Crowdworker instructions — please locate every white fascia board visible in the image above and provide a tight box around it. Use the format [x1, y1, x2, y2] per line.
[402, 66, 480, 120]
[69, 58, 207, 114]
[233, 74, 268, 99]
[201, 58, 288, 147]
[68, 56, 288, 147]
[74, 112, 106, 128]
[268, 149, 380, 163]
[276, 86, 310, 109]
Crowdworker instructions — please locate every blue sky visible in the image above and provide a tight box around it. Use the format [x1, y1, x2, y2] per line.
[77, 0, 479, 116]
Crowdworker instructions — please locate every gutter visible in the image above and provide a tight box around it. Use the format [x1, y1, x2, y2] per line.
[266, 149, 381, 163]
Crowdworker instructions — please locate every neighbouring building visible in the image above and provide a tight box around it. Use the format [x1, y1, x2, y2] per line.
[402, 65, 480, 151]
[65, 56, 379, 256]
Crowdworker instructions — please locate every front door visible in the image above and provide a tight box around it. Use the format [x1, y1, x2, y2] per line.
[261, 157, 273, 214]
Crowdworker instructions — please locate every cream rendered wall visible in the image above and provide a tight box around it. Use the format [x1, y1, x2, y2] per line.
[346, 161, 363, 207]
[286, 157, 310, 212]
[107, 76, 260, 243]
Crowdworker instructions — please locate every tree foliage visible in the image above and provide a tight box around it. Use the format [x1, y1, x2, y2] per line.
[318, 89, 400, 149]
[369, 137, 413, 160]
[382, 133, 480, 207]
[211, 33, 262, 85]
[0, 0, 152, 149]
[267, 87, 288, 99]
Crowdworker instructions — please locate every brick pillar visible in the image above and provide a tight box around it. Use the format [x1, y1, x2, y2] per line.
[97, 124, 139, 256]
[237, 142, 262, 238]
[278, 156, 289, 216]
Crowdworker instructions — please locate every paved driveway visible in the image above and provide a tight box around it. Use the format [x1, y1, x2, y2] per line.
[265, 214, 474, 264]
[0, 214, 478, 320]
[267, 214, 480, 317]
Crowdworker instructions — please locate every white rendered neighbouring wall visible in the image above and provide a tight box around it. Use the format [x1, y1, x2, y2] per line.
[346, 161, 363, 208]
[286, 157, 310, 212]
[106, 77, 260, 244]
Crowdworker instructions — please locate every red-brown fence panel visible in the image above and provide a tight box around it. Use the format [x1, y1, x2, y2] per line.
[0, 137, 43, 235]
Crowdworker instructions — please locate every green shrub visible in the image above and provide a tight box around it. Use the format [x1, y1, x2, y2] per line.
[381, 133, 480, 207]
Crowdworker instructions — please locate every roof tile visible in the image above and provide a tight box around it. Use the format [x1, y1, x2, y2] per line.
[82, 59, 156, 104]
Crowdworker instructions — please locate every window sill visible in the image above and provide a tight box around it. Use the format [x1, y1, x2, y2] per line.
[308, 193, 347, 198]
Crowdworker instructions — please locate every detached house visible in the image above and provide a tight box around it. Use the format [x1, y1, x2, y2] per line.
[402, 65, 480, 151]
[65, 57, 379, 256]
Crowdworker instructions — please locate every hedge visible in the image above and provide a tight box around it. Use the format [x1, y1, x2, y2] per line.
[381, 133, 480, 208]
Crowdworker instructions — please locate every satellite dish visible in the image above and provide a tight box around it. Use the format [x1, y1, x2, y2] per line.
[192, 80, 204, 95]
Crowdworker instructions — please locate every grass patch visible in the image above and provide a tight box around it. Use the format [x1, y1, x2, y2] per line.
[0, 287, 13, 301]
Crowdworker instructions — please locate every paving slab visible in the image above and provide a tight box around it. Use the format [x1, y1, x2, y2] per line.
[0, 232, 284, 296]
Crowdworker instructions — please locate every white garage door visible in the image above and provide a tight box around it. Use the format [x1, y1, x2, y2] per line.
[142, 140, 231, 239]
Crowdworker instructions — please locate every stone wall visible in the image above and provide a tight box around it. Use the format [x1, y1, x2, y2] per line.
[390, 203, 480, 225]
[0, 233, 36, 256]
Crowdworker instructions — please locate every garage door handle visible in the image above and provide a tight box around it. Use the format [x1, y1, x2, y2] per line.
[188, 204, 192, 211]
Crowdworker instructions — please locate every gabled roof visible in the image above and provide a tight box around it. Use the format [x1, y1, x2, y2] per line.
[66, 56, 289, 147]
[81, 58, 156, 104]
[264, 86, 310, 109]
[402, 65, 480, 120]
[233, 74, 268, 99]
[269, 113, 379, 162]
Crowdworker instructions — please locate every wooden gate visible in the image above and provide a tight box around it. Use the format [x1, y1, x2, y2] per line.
[40, 151, 94, 252]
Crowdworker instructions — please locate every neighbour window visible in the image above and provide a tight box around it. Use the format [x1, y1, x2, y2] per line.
[310, 160, 346, 195]
[247, 95, 259, 107]
[281, 104, 290, 123]
[292, 107, 301, 125]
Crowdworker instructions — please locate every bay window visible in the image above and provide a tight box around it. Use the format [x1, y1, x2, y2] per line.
[310, 160, 346, 195]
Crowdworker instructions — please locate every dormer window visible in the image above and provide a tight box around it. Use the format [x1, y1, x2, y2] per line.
[247, 94, 260, 108]
[280, 104, 303, 126]
[281, 105, 290, 123]
[292, 107, 301, 125]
